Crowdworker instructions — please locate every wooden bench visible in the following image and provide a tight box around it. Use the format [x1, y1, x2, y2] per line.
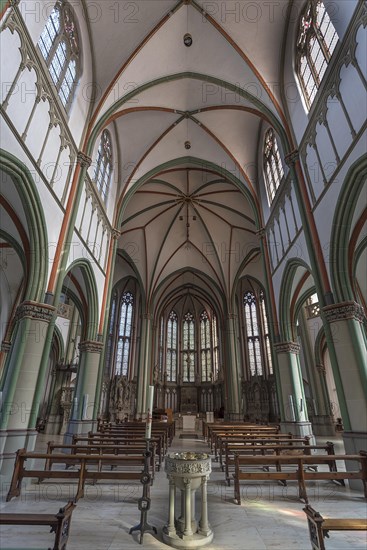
[44, 441, 157, 479]
[6, 449, 146, 502]
[223, 441, 335, 486]
[232, 451, 367, 505]
[76, 433, 164, 469]
[303, 504, 367, 550]
[216, 434, 307, 463]
[0, 500, 75, 549]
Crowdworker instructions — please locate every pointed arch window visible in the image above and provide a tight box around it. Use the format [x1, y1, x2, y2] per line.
[182, 312, 195, 382]
[158, 315, 164, 378]
[105, 292, 117, 374]
[212, 313, 219, 380]
[243, 291, 262, 376]
[166, 311, 178, 382]
[38, 1, 81, 111]
[296, 1, 338, 109]
[115, 291, 134, 376]
[94, 130, 113, 204]
[264, 128, 284, 205]
[260, 291, 273, 375]
[200, 311, 211, 382]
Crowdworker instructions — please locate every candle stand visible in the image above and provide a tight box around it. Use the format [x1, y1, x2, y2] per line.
[129, 438, 157, 544]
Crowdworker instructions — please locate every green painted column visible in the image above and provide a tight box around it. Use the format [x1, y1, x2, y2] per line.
[136, 313, 153, 419]
[322, 302, 367, 433]
[273, 341, 314, 439]
[63, 339, 103, 443]
[0, 301, 55, 480]
[73, 340, 104, 421]
[224, 313, 241, 418]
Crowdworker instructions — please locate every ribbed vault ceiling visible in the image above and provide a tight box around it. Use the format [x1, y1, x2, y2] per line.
[85, 0, 291, 312]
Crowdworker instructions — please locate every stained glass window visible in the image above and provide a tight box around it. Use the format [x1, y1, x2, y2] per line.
[243, 291, 263, 376]
[105, 292, 117, 374]
[212, 313, 219, 380]
[260, 290, 273, 375]
[115, 291, 134, 376]
[158, 315, 164, 377]
[296, 1, 338, 109]
[263, 128, 284, 205]
[182, 312, 195, 382]
[200, 311, 211, 382]
[94, 130, 113, 204]
[38, 1, 80, 111]
[166, 311, 178, 382]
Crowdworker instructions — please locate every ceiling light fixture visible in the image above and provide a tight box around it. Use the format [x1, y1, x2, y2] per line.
[183, 33, 192, 47]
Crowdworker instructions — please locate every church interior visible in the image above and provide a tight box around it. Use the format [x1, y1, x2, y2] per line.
[0, 0, 366, 548]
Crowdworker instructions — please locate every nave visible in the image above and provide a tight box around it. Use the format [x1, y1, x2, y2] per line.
[1, 428, 366, 550]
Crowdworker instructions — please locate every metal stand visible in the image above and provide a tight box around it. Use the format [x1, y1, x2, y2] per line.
[129, 438, 157, 544]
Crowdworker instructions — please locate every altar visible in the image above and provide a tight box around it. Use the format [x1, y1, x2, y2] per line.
[182, 415, 196, 430]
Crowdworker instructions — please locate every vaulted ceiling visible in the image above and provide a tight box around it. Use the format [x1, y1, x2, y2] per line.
[85, 0, 292, 314]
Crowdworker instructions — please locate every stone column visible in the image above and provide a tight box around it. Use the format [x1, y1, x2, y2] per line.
[63, 339, 103, 442]
[183, 478, 193, 536]
[136, 313, 153, 420]
[224, 313, 241, 418]
[274, 341, 314, 440]
[298, 309, 333, 435]
[321, 302, 367, 463]
[199, 475, 211, 536]
[167, 475, 176, 536]
[0, 301, 55, 481]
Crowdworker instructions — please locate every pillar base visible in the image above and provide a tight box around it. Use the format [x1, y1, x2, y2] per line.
[63, 419, 97, 446]
[343, 431, 367, 491]
[280, 421, 315, 444]
[163, 528, 213, 548]
[0, 428, 38, 485]
[310, 415, 335, 436]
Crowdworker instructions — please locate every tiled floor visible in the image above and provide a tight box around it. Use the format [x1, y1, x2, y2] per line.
[1, 431, 366, 550]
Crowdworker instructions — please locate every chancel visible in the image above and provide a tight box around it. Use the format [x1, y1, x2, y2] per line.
[0, 1, 366, 549]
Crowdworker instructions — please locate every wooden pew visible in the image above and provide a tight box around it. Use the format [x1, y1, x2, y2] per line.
[232, 451, 367, 505]
[212, 432, 297, 458]
[303, 504, 367, 550]
[77, 433, 164, 469]
[218, 435, 309, 467]
[45, 441, 157, 479]
[6, 449, 146, 502]
[0, 500, 75, 549]
[223, 441, 335, 486]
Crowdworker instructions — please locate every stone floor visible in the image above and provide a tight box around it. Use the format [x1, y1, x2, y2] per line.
[1, 430, 366, 550]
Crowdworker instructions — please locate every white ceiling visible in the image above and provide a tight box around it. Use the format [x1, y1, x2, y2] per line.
[86, 0, 291, 312]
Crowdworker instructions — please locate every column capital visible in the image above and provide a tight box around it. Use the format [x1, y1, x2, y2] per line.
[316, 363, 326, 374]
[273, 341, 300, 354]
[284, 149, 300, 166]
[77, 151, 92, 168]
[321, 301, 365, 323]
[143, 313, 153, 320]
[227, 313, 237, 320]
[1, 340, 12, 352]
[15, 301, 56, 323]
[79, 340, 104, 354]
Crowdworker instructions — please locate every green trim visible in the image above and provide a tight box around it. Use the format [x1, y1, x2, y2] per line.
[118, 156, 261, 228]
[0, 149, 49, 302]
[64, 258, 99, 340]
[87, 73, 289, 159]
[329, 154, 367, 301]
[278, 257, 311, 340]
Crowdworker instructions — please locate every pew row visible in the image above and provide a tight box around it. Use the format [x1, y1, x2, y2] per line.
[6, 449, 147, 502]
[0, 500, 76, 549]
[232, 451, 367, 505]
[303, 504, 367, 550]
